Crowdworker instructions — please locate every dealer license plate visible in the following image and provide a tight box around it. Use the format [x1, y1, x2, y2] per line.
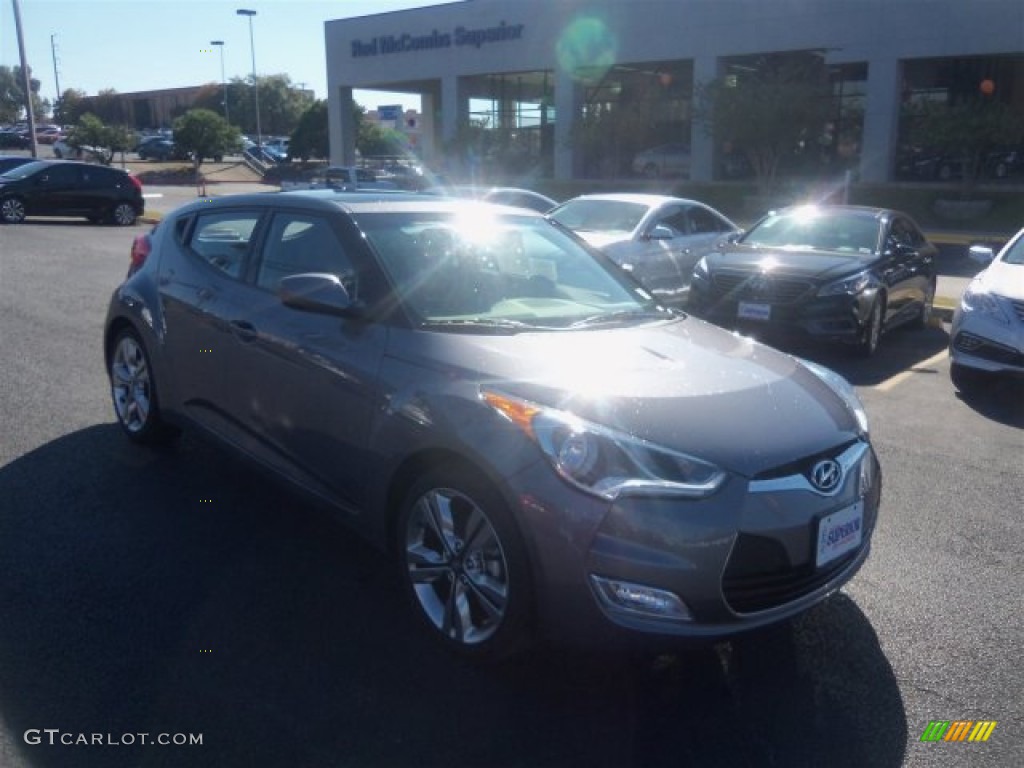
[816, 501, 864, 567]
[738, 302, 771, 321]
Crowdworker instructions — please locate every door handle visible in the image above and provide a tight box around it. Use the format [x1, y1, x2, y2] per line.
[230, 320, 257, 342]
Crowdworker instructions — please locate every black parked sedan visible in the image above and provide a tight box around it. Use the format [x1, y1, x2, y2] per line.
[104, 193, 881, 659]
[0, 159, 144, 225]
[688, 204, 937, 356]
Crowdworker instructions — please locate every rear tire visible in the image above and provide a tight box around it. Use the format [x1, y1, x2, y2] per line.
[109, 328, 177, 444]
[110, 202, 137, 226]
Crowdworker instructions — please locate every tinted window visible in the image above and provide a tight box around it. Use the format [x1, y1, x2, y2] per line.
[689, 206, 729, 234]
[189, 211, 261, 279]
[653, 206, 688, 236]
[41, 165, 81, 185]
[257, 213, 355, 294]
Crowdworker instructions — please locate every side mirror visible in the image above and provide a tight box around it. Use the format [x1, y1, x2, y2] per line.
[279, 273, 362, 317]
[646, 224, 675, 241]
[967, 244, 995, 265]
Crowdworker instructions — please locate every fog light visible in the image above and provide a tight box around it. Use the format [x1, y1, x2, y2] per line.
[590, 575, 692, 620]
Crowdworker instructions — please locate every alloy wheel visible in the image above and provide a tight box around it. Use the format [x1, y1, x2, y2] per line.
[112, 203, 137, 226]
[1, 197, 26, 224]
[111, 334, 153, 434]
[404, 486, 510, 646]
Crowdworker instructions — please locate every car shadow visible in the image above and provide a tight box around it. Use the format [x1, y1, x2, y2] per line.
[742, 323, 951, 388]
[0, 425, 907, 767]
[954, 376, 1024, 428]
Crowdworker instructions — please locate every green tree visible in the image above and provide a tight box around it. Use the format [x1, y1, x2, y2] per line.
[0, 65, 48, 124]
[289, 99, 328, 161]
[226, 74, 313, 138]
[66, 113, 128, 165]
[903, 96, 1023, 195]
[173, 108, 241, 172]
[54, 88, 88, 126]
[695, 54, 834, 194]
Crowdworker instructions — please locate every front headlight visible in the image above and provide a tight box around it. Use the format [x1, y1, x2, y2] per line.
[800, 360, 869, 437]
[818, 270, 878, 297]
[482, 391, 726, 500]
[961, 280, 1010, 324]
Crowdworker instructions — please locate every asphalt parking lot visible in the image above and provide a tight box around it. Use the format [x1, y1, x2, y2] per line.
[0, 220, 1020, 767]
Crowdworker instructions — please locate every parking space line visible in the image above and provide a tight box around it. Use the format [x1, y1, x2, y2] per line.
[871, 348, 949, 392]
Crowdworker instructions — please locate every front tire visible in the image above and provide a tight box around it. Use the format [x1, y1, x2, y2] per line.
[110, 329, 175, 444]
[911, 280, 936, 329]
[0, 196, 26, 224]
[397, 466, 533, 661]
[855, 299, 883, 357]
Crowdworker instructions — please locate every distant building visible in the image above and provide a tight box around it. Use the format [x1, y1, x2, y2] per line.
[324, 0, 1024, 182]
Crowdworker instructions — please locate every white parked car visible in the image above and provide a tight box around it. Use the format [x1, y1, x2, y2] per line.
[547, 193, 741, 305]
[949, 228, 1024, 392]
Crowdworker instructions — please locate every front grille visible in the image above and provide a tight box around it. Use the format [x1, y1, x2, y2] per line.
[711, 272, 813, 305]
[722, 537, 856, 614]
[953, 331, 1024, 367]
[1010, 299, 1024, 324]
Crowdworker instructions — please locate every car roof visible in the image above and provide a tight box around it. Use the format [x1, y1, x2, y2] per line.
[173, 191, 546, 218]
[769, 203, 901, 220]
[560, 193, 705, 207]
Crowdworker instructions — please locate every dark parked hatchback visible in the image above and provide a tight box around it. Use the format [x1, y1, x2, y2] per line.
[688, 204, 937, 356]
[0, 160, 144, 225]
[105, 193, 880, 659]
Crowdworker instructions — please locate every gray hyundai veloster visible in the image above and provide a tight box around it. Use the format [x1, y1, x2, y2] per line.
[104, 193, 880, 659]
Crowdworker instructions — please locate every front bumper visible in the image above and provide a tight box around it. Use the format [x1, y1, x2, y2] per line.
[688, 279, 875, 346]
[513, 440, 881, 649]
[949, 304, 1024, 376]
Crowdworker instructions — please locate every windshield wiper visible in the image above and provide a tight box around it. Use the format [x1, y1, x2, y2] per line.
[421, 317, 540, 334]
[567, 308, 674, 329]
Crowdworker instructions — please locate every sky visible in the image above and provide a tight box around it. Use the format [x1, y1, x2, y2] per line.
[0, 0, 459, 113]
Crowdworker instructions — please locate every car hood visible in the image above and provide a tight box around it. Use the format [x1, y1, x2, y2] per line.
[978, 259, 1024, 301]
[706, 244, 872, 281]
[393, 318, 861, 477]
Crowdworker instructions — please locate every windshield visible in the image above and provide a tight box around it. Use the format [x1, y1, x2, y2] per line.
[354, 209, 661, 330]
[740, 207, 883, 255]
[548, 199, 648, 235]
[1001, 231, 1024, 265]
[0, 160, 48, 180]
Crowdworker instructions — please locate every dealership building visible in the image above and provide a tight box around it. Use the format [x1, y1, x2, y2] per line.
[325, 0, 1024, 183]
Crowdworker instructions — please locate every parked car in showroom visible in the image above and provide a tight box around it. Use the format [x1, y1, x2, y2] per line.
[687, 204, 937, 356]
[104, 192, 880, 659]
[0, 159, 143, 225]
[949, 228, 1024, 392]
[547, 193, 741, 305]
[631, 143, 691, 177]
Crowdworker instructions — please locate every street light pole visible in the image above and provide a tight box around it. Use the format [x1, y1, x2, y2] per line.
[236, 9, 261, 148]
[210, 40, 228, 122]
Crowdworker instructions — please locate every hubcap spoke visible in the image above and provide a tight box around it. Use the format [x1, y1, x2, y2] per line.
[464, 573, 507, 622]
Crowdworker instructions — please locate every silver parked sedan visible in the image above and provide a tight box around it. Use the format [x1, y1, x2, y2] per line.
[949, 227, 1024, 391]
[548, 193, 741, 306]
[105, 193, 879, 659]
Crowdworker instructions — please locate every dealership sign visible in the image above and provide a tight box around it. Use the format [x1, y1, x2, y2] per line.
[351, 21, 524, 58]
